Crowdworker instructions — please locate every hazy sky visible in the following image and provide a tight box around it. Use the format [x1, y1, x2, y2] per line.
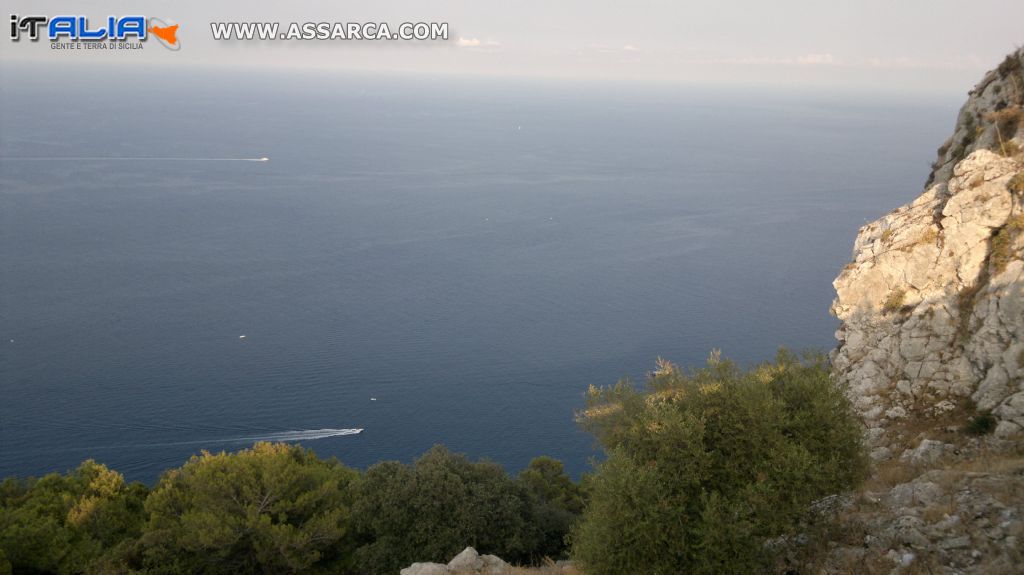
[3, 1, 1022, 92]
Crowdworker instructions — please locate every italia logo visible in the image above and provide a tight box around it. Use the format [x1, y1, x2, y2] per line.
[9, 15, 180, 50]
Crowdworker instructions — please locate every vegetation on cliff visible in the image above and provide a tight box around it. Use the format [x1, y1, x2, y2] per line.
[571, 351, 867, 574]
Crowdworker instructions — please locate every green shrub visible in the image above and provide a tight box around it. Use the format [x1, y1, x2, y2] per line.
[0, 461, 147, 575]
[966, 412, 997, 436]
[351, 445, 542, 573]
[571, 351, 868, 575]
[136, 442, 358, 574]
[517, 456, 585, 560]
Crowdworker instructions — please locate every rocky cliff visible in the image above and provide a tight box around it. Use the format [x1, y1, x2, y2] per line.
[819, 49, 1024, 574]
[832, 48, 1024, 458]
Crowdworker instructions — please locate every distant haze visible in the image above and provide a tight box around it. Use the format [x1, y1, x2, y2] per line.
[2, 0, 1022, 93]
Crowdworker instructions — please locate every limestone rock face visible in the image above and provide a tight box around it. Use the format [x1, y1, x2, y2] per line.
[832, 48, 1024, 456]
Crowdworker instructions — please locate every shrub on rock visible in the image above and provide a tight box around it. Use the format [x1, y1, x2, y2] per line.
[572, 350, 868, 574]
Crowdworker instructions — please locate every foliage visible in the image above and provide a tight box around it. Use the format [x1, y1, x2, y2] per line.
[990, 215, 1024, 276]
[0, 352, 870, 575]
[0, 444, 580, 575]
[516, 457, 585, 560]
[882, 289, 906, 314]
[0, 461, 147, 575]
[351, 445, 543, 573]
[571, 350, 869, 575]
[997, 53, 1022, 78]
[134, 442, 358, 575]
[966, 412, 998, 436]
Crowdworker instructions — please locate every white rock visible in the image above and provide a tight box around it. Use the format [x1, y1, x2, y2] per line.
[401, 563, 450, 575]
[480, 554, 511, 575]
[901, 439, 951, 465]
[448, 547, 483, 572]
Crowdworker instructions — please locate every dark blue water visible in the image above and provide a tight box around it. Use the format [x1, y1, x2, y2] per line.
[0, 65, 957, 482]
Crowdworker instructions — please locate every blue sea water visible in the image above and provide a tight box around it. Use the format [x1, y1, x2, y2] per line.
[0, 65, 958, 482]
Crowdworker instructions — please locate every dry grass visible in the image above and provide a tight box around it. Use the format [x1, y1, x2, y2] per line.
[881, 289, 906, 314]
[945, 448, 1024, 475]
[880, 228, 894, 242]
[999, 140, 1022, 157]
[990, 214, 1024, 275]
[511, 559, 581, 575]
[863, 458, 923, 492]
[988, 106, 1022, 136]
[956, 281, 983, 343]
[788, 444, 1024, 575]
[1009, 171, 1024, 194]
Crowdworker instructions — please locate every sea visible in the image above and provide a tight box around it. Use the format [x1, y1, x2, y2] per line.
[0, 64, 959, 482]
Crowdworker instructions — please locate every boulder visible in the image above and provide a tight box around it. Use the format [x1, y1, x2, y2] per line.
[448, 547, 483, 572]
[401, 563, 449, 575]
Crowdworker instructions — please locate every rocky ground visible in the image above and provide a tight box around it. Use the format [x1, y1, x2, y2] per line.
[782, 440, 1024, 574]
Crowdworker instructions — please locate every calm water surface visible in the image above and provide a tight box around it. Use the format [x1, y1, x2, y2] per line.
[0, 66, 958, 481]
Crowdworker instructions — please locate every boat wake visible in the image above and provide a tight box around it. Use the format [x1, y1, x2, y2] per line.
[0, 156, 269, 162]
[37, 428, 363, 454]
[239, 428, 363, 442]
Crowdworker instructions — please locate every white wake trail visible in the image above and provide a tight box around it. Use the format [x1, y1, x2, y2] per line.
[0, 156, 269, 162]
[239, 428, 364, 442]
[37, 428, 362, 454]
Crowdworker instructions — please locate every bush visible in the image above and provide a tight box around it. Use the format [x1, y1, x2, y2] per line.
[571, 351, 868, 575]
[966, 412, 998, 436]
[882, 289, 906, 314]
[997, 53, 1022, 78]
[0, 461, 147, 575]
[517, 457, 585, 560]
[135, 442, 358, 574]
[351, 446, 542, 573]
[987, 107, 1022, 139]
[990, 215, 1024, 276]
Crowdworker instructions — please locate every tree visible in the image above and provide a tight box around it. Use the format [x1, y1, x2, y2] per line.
[571, 350, 868, 574]
[135, 442, 358, 575]
[0, 461, 147, 574]
[516, 457, 584, 560]
[351, 445, 540, 574]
